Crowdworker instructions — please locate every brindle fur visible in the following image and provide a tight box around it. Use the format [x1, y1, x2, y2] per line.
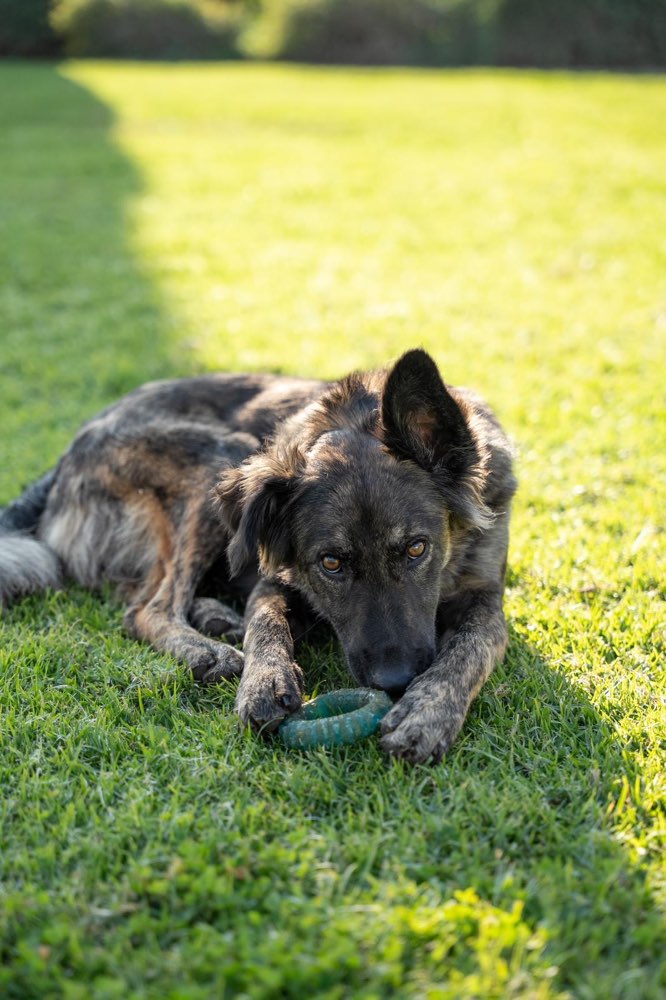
[0, 350, 516, 763]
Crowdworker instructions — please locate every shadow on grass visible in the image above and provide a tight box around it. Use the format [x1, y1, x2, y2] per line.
[467, 628, 665, 995]
[0, 62, 180, 495]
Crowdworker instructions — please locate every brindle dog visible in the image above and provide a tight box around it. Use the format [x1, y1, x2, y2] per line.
[0, 349, 516, 763]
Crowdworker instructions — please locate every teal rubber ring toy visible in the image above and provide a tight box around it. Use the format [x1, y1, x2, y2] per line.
[278, 688, 393, 749]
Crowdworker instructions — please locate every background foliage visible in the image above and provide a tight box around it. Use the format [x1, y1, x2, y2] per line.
[0, 0, 58, 55]
[50, 0, 242, 59]
[2, 0, 665, 65]
[242, 0, 666, 67]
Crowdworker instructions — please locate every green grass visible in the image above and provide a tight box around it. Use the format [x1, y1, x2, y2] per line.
[0, 61, 664, 998]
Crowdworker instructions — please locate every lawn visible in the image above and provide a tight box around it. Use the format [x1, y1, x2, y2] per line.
[0, 61, 664, 998]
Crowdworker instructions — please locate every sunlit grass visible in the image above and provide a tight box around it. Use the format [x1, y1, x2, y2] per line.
[0, 62, 664, 998]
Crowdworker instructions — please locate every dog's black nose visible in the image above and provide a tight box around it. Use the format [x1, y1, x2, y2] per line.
[366, 643, 435, 694]
[368, 664, 416, 695]
[348, 643, 434, 694]
[368, 665, 415, 696]
[365, 645, 417, 694]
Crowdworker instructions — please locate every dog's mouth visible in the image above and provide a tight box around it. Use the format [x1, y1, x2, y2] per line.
[346, 646, 434, 697]
[374, 681, 411, 701]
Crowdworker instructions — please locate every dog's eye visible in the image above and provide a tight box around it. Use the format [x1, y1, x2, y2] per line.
[321, 554, 342, 574]
[407, 539, 427, 560]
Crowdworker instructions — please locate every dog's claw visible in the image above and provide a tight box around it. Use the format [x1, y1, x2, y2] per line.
[277, 689, 301, 711]
[191, 644, 244, 684]
[379, 700, 410, 736]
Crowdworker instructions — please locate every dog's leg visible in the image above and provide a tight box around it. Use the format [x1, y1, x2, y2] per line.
[124, 498, 244, 684]
[380, 589, 507, 764]
[189, 597, 244, 642]
[235, 578, 304, 732]
[126, 588, 244, 684]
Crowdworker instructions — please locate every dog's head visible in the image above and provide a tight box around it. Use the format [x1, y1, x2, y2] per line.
[216, 349, 490, 694]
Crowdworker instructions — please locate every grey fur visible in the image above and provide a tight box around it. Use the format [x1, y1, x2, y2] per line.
[0, 534, 62, 606]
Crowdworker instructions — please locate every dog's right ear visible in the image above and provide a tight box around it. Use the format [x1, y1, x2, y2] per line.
[382, 349, 491, 529]
[214, 453, 302, 577]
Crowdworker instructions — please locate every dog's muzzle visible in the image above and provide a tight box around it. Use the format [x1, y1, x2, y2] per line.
[348, 643, 434, 697]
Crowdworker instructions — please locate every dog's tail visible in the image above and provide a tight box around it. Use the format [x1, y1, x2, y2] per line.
[0, 470, 62, 607]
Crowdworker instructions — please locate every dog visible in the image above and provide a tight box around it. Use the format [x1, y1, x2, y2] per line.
[0, 349, 516, 763]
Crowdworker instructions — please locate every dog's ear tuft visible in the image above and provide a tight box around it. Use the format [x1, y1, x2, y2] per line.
[382, 349, 491, 529]
[214, 465, 245, 535]
[215, 454, 301, 577]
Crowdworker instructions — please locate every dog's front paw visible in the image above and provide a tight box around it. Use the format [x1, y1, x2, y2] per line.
[379, 680, 465, 764]
[236, 658, 304, 734]
[188, 641, 245, 684]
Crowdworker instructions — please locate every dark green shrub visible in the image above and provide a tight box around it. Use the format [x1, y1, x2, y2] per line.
[52, 0, 243, 60]
[242, 0, 666, 67]
[6, 0, 665, 67]
[497, 0, 666, 68]
[0, 0, 59, 55]
[243, 0, 499, 65]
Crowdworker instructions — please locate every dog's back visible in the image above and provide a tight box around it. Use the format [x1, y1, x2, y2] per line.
[0, 372, 326, 607]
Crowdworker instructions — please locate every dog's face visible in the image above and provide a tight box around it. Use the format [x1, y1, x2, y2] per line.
[218, 349, 489, 695]
[287, 432, 446, 692]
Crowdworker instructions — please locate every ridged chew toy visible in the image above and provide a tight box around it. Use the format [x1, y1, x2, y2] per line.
[278, 688, 393, 749]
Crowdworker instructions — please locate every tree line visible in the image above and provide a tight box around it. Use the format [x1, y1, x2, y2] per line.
[2, 0, 665, 68]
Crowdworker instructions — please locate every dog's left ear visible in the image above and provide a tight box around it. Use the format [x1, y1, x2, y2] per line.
[214, 453, 302, 577]
[382, 349, 490, 527]
[382, 349, 474, 473]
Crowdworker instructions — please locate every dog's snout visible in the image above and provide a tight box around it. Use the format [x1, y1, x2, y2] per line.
[350, 643, 434, 695]
[369, 664, 416, 696]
